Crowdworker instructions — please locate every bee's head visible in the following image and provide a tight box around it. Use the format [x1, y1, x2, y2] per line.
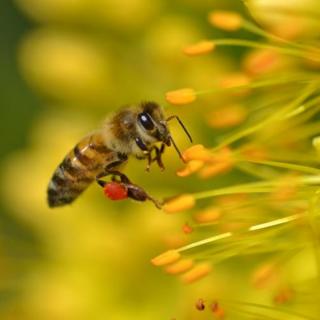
[135, 101, 192, 161]
[137, 102, 170, 144]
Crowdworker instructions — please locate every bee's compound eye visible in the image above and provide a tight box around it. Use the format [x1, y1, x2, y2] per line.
[138, 112, 154, 130]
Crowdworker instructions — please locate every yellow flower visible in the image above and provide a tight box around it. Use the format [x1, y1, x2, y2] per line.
[182, 144, 212, 162]
[208, 11, 243, 31]
[206, 104, 247, 129]
[181, 263, 212, 283]
[176, 160, 204, 177]
[199, 147, 234, 179]
[243, 49, 283, 75]
[183, 40, 215, 56]
[251, 263, 278, 289]
[199, 162, 232, 179]
[193, 207, 222, 223]
[218, 73, 251, 96]
[165, 259, 194, 274]
[163, 194, 196, 213]
[165, 88, 196, 105]
[151, 250, 181, 266]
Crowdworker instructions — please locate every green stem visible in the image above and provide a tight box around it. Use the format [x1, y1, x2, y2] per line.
[242, 20, 319, 53]
[192, 175, 320, 201]
[244, 159, 320, 175]
[214, 82, 318, 149]
[213, 39, 320, 61]
[223, 300, 318, 320]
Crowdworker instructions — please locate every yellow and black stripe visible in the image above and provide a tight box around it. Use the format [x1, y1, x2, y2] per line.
[47, 134, 117, 207]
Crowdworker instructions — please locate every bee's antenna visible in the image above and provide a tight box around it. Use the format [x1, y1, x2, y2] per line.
[166, 115, 192, 143]
[169, 136, 186, 163]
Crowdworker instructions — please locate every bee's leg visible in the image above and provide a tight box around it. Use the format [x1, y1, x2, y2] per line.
[154, 143, 165, 170]
[96, 159, 130, 187]
[144, 145, 162, 171]
[126, 183, 163, 209]
[96, 169, 131, 186]
[146, 144, 166, 171]
[97, 171, 162, 208]
[96, 157, 162, 209]
[145, 150, 153, 172]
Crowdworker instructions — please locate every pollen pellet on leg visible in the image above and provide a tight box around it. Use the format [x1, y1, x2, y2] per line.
[103, 182, 128, 200]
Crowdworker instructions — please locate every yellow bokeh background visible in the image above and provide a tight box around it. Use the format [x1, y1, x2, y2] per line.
[2, 0, 320, 319]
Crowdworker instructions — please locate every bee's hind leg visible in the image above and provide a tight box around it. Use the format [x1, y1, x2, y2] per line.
[96, 167, 162, 209]
[126, 183, 163, 209]
[96, 159, 131, 187]
[96, 169, 130, 187]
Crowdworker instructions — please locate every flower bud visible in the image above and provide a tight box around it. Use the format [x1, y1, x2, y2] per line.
[165, 259, 194, 274]
[163, 194, 196, 213]
[151, 250, 181, 266]
[165, 88, 196, 105]
[181, 263, 212, 283]
[208, 11, 243, 31]
[183, 40, 215, 56]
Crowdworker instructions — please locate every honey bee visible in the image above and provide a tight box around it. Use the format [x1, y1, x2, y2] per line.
[47, 101, 191, 208]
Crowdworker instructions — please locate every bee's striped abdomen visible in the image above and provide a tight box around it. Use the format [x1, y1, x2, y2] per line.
[47, 134, 117, 207]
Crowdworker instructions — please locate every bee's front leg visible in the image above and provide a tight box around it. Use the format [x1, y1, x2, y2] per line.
[145, 144, 165, 171]
[154, 143, 165, 170]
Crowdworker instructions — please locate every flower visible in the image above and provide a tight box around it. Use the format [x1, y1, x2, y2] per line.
[243, 49, 283, 75]
[165, 88, 196, 105]
[193, 207, 222, 223]
[218, 73, 251, 96]
[182, 144, 212, 162]
[159, 4, 320, 316]
[180, 263, 212, 283]
[183, 40, 215, 56]
[176, 160, 204, 177]
[206, 104, 247, 129]
[165, 259, 194, 274]
[151, 250, 181, 266]
[251, 263, 278, 289]
[163, 194, 196, 213]
[208, 11, 243, 31]
[198, 147, 234, 179]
